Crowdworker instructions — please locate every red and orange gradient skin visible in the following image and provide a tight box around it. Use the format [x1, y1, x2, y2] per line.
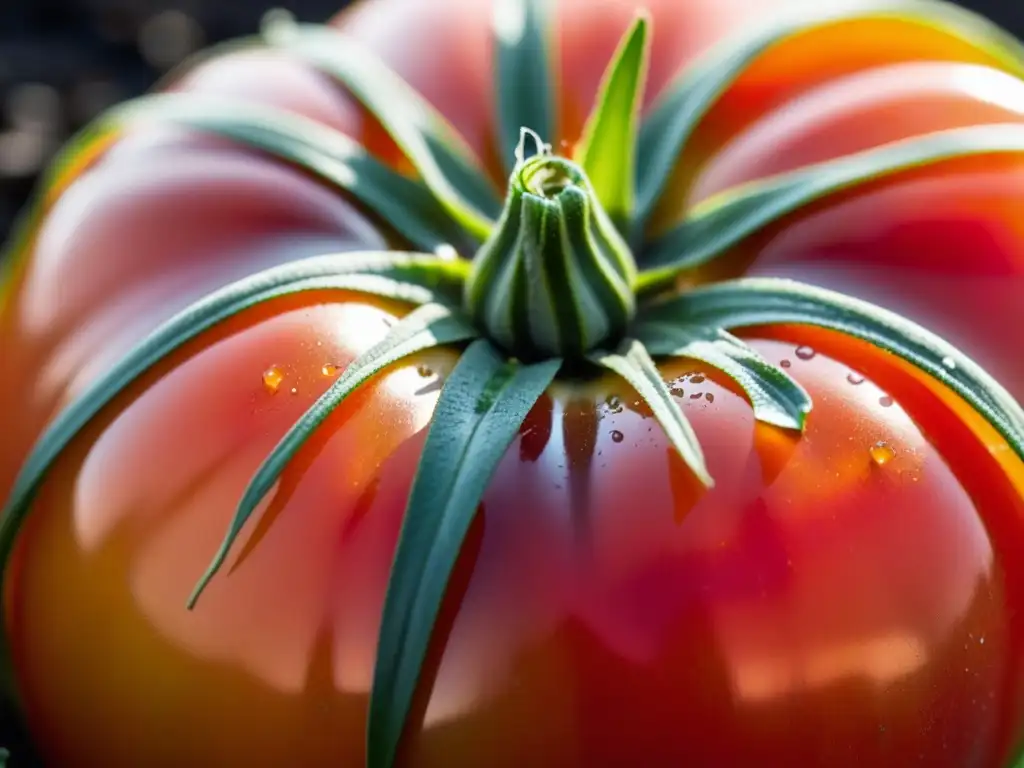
[3, 0, 1024, 765]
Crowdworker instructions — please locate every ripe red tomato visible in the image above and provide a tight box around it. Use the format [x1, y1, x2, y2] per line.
[3, 0, 1024, 766]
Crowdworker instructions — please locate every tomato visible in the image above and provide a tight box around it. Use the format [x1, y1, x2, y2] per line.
[3, 0, 1024, 766]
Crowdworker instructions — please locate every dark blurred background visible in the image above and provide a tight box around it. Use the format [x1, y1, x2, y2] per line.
[0, 0, 1021, 764]
[0, 0, 1021, 244]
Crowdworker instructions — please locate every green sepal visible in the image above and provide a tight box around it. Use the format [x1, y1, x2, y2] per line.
[638, 277, 1024, 460]
[638, 324, 811, 430]
[187, 302, 479, 609]
[633, 0, 1024, 236]
[0, 248, 464, 705]
[368, 340, 561, 768]
[492, 0, 558, 174]
[465, 153, 636, 361]
[574, 12, 651, 232]
[106, 93, 475, 254]
[639, 123, 1024, 288]
[588, 339, 713, 487]
[262, 15, 501, 241]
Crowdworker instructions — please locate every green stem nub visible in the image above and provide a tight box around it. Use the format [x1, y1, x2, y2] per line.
[464, 132, 638, 361]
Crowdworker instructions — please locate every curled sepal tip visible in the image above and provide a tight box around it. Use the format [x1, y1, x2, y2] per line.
[465, 131, 638, 361]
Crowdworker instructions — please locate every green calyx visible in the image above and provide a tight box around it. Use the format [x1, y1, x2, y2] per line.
[465, 131, 637, 361]
[4, 2, 1024, 767]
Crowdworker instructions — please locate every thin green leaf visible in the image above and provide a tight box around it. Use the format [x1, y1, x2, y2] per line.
[574, 13, 651, 230]
[262, 15, 501, 240]
[493, 0, 557, 174]
[639, 277, 1024, 461]
[0, 249, 465, 706]
[368, 340, 561, 768]
[589, 339, 713, 487]
[107, 93, 470, 253]
[639, 123, 1024, 287]
[634, 0, 1024, 234]
[639, 324, 811, 430]
[187, 302, 478, 608]
[0, 249, 464, 568]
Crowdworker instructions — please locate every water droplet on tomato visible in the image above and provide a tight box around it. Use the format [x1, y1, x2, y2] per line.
[879, 395, 894, 408]
[795, 345, 815, 360]
[289, 387, 298, 395]
[780, 359, 792, 368]
[689, 392, 702, 400]
[846, 372, 865, 385]
[670, 387, 685, 398]
[416, 365, 433, 377]
[705, 393, 715, 403]
[605, 395, 623, 413]
[610, 430, 624, 443]
[262, 366, 284, 393]
[870, 441, 895, 466]
[690, 373, 706, 384]
[321, 364, 339, 377]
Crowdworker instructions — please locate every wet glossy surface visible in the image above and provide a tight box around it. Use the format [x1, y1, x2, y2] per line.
[4, 0, 1024, 765]
[6, 300, 1024, 765]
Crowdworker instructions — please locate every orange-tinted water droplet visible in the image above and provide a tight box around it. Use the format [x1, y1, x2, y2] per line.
[879, 395, 894, 408]
[321, 364, 339, 377]
[689, 392, 703, 400]
[705, 393, 715, 403]
[416, 365, 433, 377]
[847, 372, 865, 385]
[262, 366, 284, 393]
[610, 430, 624, 443]
[690, 374, 706, 384]
[870, 441, 896, 466]
[795, 345, 816, 360]
[780, 359, 792, 368]
[290, 387, 298, 395]
[670, 387, 685, 398]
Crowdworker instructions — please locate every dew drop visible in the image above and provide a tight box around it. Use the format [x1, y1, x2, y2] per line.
[416, 365, 433, 377]
[262, 366, 284, 393]
[690, 373, 706, 384]
[846, 372, 865, 386]
[610, 430, 624, 443]
[705, 393, 715, 403]
[689, 392, 703, 400]
[670, 387, 685, 398]
[942, 356, 957, 370]
[605, 395, 623, 413]
[290, 387, 298, 395]
[321, 364, 339, 377]
[780, 359, 792, 368]
[795, 345, 816, 361]
[879, 395, 894, 408]
[870, 441, 896, 466]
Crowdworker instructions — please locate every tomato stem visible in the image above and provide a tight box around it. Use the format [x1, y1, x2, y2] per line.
[464, 133, 638, 361]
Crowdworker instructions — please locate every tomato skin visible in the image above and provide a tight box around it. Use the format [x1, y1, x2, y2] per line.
[3, 0, 1024, 765]
[6, 286, 1024, 766]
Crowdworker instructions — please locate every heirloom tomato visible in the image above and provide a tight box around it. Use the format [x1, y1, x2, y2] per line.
[4, 0, 1024, 767]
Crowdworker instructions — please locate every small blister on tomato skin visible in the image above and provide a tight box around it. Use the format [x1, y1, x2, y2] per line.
[4, 286, 1023, 767]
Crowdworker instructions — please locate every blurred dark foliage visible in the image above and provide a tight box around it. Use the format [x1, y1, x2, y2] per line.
[0, 0, 1022, 764]
[0, 0, 351, 244]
